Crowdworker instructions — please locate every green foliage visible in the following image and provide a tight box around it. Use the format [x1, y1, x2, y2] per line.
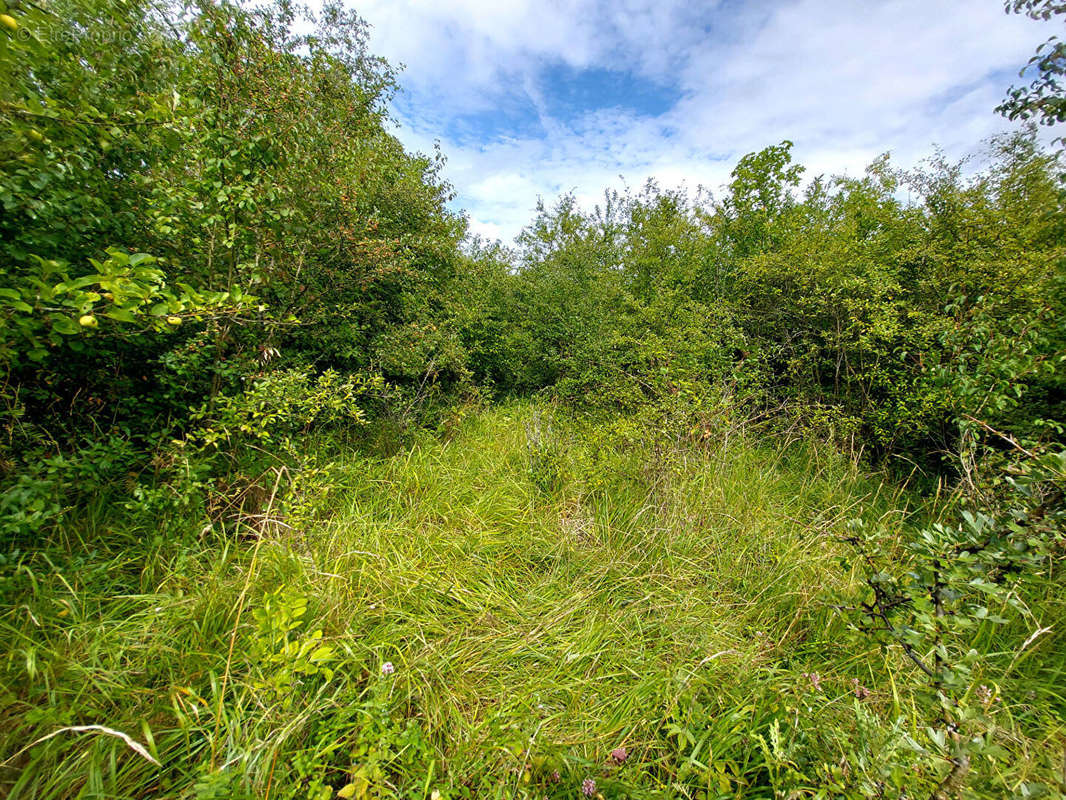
[834, 444, 1066, 798]
[524, 406, 571, 495]
[251, 588, 336, 698]
[4, 404, 1062, 798]
[0, 249, 249, 365]
[191, 369, 381, 452]
[0, 0, 467, 541]
[483, 133, 1064, 474]
[0, 434, 139, 541]
[999, 1, 1066, 143]
[1, 0, 1065, 796]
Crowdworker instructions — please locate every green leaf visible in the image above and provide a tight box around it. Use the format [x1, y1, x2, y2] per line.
[106, 307, 139, 323]
[51, 316, 82, 335]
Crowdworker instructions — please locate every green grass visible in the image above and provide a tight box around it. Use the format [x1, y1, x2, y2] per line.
[0, 402, 1062, 799]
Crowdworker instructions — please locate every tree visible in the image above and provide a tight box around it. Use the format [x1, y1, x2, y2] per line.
[997, 1, 1066, 143]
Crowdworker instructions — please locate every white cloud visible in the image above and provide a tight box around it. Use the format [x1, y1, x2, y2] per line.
[355, 0, 1055, 243]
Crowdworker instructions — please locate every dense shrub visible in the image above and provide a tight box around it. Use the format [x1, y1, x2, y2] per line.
[464, 135, 1065, 476]
[1, 0, 468, 541]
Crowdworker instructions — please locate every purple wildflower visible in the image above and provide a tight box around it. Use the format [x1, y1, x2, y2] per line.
[610, 746, 628, 764]
[851, 678, 870, 700]
[802, 671, 822, 691]
[549, 770, 561, 784]
[582, 777, 596, 796]
[381, 661, 395, 676]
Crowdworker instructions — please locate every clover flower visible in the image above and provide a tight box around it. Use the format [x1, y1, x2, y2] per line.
[381, 661, 395, 676]
[582, 777, 596, 796]
[610, 746, 628, 764]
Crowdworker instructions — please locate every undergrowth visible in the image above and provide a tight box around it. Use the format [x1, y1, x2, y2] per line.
[0, 402, 1062, 798]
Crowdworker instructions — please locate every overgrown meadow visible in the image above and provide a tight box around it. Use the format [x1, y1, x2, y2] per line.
[1, 1, 1065, 798]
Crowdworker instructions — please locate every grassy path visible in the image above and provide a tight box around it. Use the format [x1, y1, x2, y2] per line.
[0, 403, 930, 798]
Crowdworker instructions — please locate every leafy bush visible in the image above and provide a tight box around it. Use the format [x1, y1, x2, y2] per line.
[191, 369, 382, 453]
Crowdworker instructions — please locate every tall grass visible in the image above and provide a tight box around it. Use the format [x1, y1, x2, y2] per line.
[0, 402, 1061, 798]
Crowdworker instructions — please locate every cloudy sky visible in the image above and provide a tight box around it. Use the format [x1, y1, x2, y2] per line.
[353, 0, 1052, 243]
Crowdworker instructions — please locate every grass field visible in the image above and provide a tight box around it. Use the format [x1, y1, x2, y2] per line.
[1, 403, 1062, 799]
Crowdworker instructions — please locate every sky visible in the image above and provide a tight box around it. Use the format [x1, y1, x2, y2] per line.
[353, 0, 1055, 244]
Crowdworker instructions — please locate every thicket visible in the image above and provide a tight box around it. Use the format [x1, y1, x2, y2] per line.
[1, 0, 1065, 797]
[458, 140, 1065, 468]
[3, 0, 1064, 504]
[1, 0, 468, 535]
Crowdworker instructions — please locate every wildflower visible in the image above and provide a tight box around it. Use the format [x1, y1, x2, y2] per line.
[549, 770, 561, 784]
[802, 671, 822, 691]
[851, 678, 870, 700]
[609, 746, 628, 764]
[582, 777, 596, 796]
[381, 661, 395, 676]
[976, 684, 994, 706]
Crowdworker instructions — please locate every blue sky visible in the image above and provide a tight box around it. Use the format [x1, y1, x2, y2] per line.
[354, 0, 1054, 243]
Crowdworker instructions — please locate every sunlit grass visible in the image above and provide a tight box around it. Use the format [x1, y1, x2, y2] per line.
[1, 402, 1061, 799]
